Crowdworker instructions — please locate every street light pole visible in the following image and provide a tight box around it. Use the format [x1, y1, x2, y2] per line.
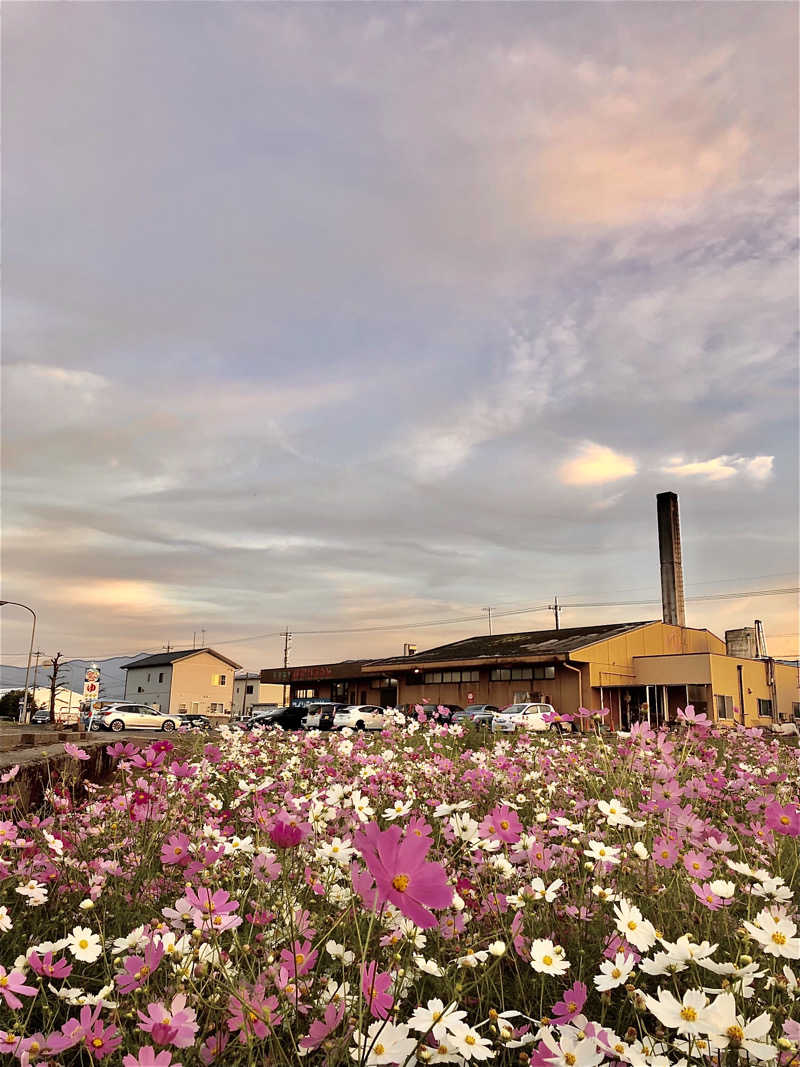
[0, 601, 37, 724]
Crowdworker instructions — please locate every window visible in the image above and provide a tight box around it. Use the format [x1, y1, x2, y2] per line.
[211, 674, 227, 686]
[137, 686, 144, 694]
[757, 698, 773, 718]
[490, 669, 510, 681]
[793, 703, 800, 720]
[246, 684, 254, 695]
[158, 672, 164, 683]
[179, 704, 187, 712]
[296, 689, 316, 699]
[424, 672, 443, 684]
[715, 695, 733, 720]
[147, 673, 151, 683]
[332, 682, 348, 699]
[423, 669, 479, 684]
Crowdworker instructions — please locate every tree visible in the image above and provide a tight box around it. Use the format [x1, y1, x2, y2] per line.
[47, 652, 70, 724]
[0, 690, 36, 720]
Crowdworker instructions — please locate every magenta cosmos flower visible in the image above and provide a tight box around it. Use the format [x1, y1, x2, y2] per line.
[123, 1049, 181, 1067]
[352, 822, 451, 929]
[765, 801, 800, 837]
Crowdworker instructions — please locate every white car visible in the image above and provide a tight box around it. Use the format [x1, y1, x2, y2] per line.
[491, 703, 559, 734]
[301, 703, 346, 730]
[332, 705, 386, 731]
[90, 703, 182, 733]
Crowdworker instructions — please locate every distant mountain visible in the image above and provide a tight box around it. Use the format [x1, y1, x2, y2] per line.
[0, 654, 149, 701]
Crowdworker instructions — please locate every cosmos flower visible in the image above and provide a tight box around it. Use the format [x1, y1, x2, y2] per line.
[353, 822, 451, 929]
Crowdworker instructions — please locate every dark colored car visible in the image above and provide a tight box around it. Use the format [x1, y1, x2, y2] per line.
[452, 704, 500, 728]
[178, 713, 211, 730]
[243, 706, 307, 731]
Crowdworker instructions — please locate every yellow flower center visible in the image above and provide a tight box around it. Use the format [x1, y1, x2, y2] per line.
[780, 815, 790, 825]
[680, 1007, 697, 1022]
[392, 874, 410, 893]
[374, 1043, 385, 1055]
[0, 977, 7, 987]
[542, 955, 553, 966]
[627, 921, 638, 930]
[92, 1039, 103, 1049]
[162, 1016, 172, 1025]
[611, 968, 621, 978]
[565, 1055, 576, 1066]
[465, 1035, 476, 1046]
[295, 953, 305, 965]
[30, 1042, 40, 1053]
[727, 1025, 744, 1044]
[79, 939, 89, 950]
[772, 932, 787, 945]
[500, 820, 510, 830]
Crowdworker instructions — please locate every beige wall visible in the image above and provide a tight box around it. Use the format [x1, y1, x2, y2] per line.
[232, 678, 286, 717]
[171, 653, 236, 716]
[574, 623, 723, 687]
[633, 653, 713, 686]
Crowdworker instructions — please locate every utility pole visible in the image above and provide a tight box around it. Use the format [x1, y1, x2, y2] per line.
[549, 595, 561, 631]
[31, 650, 43, 704]
[483, 607, 493, 636]
[192, 632, 196, 650]
[281, 629, 292, 706]
[200, 629, 206, 648]
[163, 643, 172, 653]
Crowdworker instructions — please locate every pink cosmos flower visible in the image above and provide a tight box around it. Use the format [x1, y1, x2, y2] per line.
[479, 804, 523, 844]
[683, 849, 713, 880]
[138, 994, 198, 1048]
[198, 1033, 229, 1065]
[361, 961, 394, 1019]
[691, 882, 731, 911]
[27, 950, 72, 979]
[167, 761, 195, 778]
[299, 1001, 346, 1051]
[765, 801, 800, 837]
[353, 822, 452, 929]
[227, 987, 281, 1042]
[551, 981, 588, 1023]
[253, 852, 281, 883]
[106, 742, 137, 759]
[677, 705, 710, 726]
[279, 939, 318, 978]
[131, 747, 167, 771]
[85, 1019, 122, 1061]
[160, 834, 191, 866]
[116, 942, 165, 994]
[122, 1049, 181, 1067]
[64, 742, 89, 760]
[49, 1005, 102, 1053]
[652, 836, 679, 868]
[0, 967, 37, 1010]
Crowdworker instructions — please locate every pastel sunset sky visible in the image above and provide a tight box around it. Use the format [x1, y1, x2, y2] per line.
[2, 3, 797, 671]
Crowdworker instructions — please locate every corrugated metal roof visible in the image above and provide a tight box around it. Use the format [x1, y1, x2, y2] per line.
[373, 621, 654, 667]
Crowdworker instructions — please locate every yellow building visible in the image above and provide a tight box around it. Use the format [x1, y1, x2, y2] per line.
[122, 648, 241, 718]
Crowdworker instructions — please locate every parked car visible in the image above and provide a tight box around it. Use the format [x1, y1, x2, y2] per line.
[491, 703, 560, 734]
[89, 703, 182, 733]
[332, 705, 386, 731]
[452, 704, 499, 727]
[177, 713, 211, 730]
[244, 706, 306, 731]
[302, 703, 347, 730]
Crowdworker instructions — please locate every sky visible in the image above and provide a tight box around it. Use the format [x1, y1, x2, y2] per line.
[2, 2, 798, 673]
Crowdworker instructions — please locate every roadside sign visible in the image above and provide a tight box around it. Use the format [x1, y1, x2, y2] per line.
[83, 665, 101, 701]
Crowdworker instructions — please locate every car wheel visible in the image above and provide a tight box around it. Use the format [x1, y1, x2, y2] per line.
[110, 719, 124, 733]
[356, 720, 366, 731]
[162, 720, 176, 732]
[89, 722, 101, 732]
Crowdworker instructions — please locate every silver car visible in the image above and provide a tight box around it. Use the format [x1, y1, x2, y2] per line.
[90, 703, 182, 733]
[491, 703, 557, 734]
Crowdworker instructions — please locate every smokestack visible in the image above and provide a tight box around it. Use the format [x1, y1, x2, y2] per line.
[656, 491, 686, 627]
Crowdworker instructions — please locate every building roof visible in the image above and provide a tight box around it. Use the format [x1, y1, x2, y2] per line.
[121, 648, 242, 671]
[372, 622, 655, 668]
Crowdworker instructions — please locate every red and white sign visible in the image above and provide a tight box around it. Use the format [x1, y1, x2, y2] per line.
[83, 666, 101, 700]
[467, 692, 474, 702]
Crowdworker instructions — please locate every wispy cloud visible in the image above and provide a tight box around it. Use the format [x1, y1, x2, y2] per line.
[661, 455, 775, 483]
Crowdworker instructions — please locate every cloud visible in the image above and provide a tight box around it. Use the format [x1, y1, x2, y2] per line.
[661, 455, 774, 483]
[559, 443, 638, 487]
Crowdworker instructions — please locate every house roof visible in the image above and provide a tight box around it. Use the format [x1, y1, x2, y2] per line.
[371, 621, 655, 669]
[121, 648, 242, 671]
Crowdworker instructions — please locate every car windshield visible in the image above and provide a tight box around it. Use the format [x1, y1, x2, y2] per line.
[464, 705, 486, 712]
[502, 704, 529, 716]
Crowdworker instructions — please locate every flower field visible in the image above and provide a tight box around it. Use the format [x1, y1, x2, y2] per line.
[0, 712, 798, 1066]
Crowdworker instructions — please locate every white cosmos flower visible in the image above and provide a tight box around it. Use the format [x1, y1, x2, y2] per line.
[457, 949, 489, 969]
[530, 939, 570, 976]
[326, 940, 356, 966]
[614, 899, 657, 952]
[643, 988, 718, 1038]
[584, 841, 621, 865]
[446, 1022, 495, 1061]
[539, 1029, 604, 1067]
[706, 991, 775, 1060]
[743, 909, 800, 959]
[350, 1020, 417, 1065]
[66, 926, 102, 963]
[594, 951, 636, 991]
[408, 999, 467, 1041]
[414, 955, 445, 977]
[591, 884, 620, 904]
[0, 907, 11, 932]
[382, 799, 412, 820]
